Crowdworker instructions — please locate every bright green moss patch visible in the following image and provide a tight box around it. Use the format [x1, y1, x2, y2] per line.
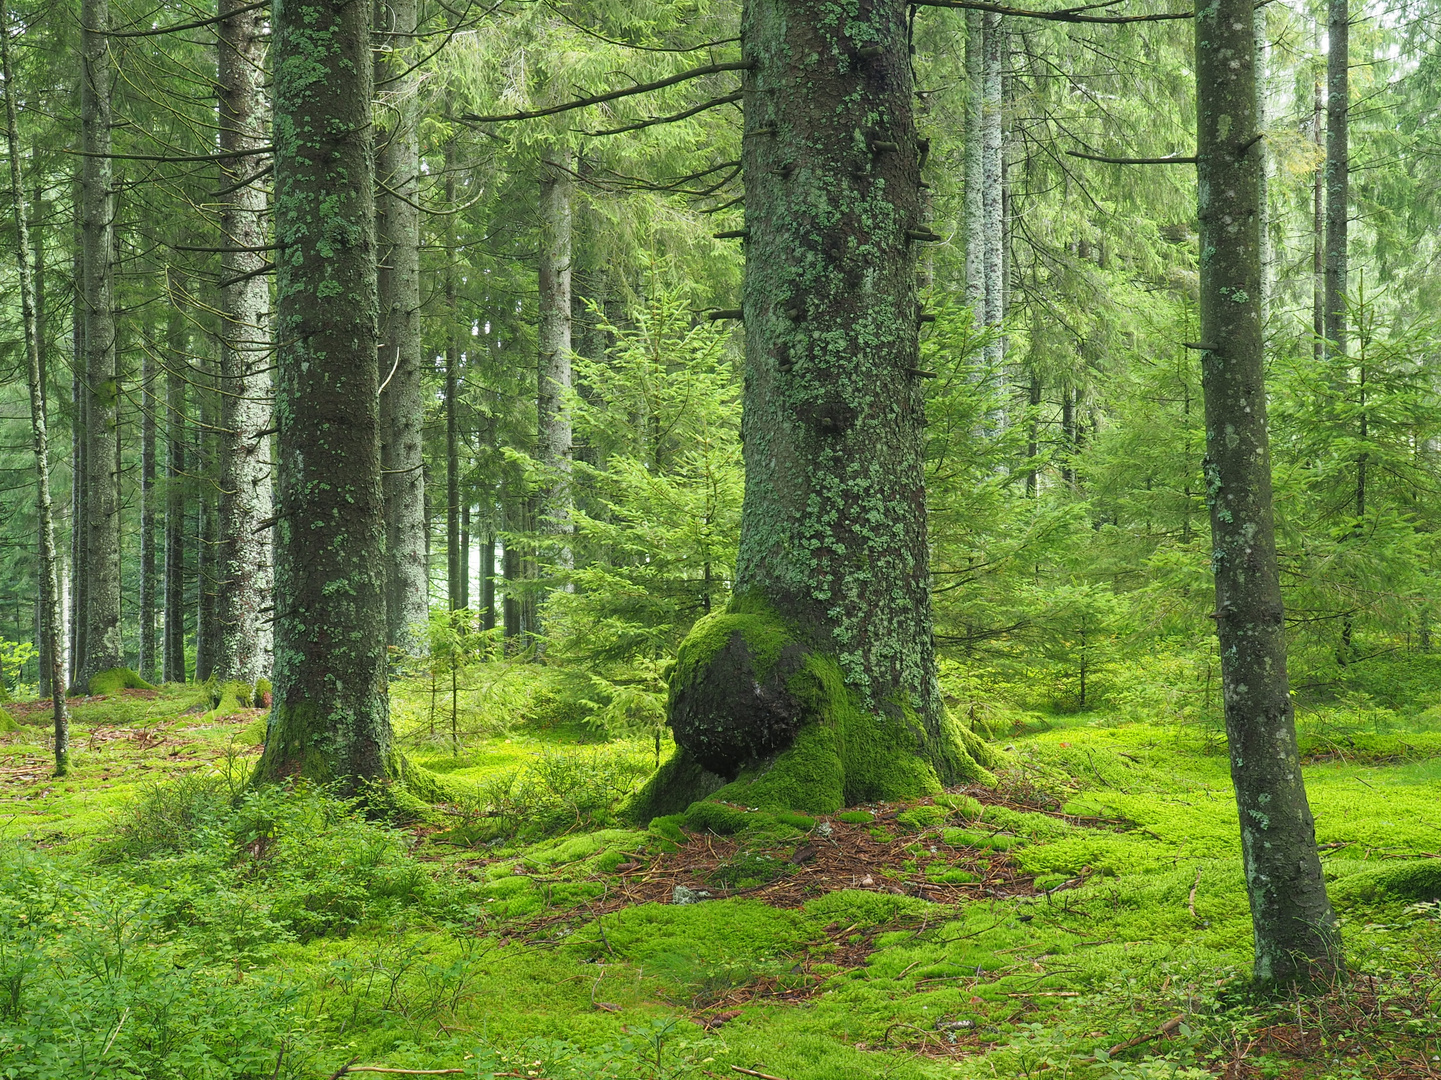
[87, 667, 157, 695]
[835, 810, 873, 824]
[0, 707, 18, 732]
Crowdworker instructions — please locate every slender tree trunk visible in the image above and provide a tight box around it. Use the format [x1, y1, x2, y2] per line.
[163, 289, 187, 683]
[139, 315, 157, 680]
[195, 369, 218, 684]
[1194, 0, 1341, 985]
[78, 0, 122, 688]
[481, 527, 496, 632]
[445, 153, 463, 611]
[377, 0, 428, 654]
[257, 0, 391, 788]
[459, 501, 471, 608]
[981, 12, 1005, 367]
[2, 6, 69, 771]
[536, 150, 575, 632]
[1026, 370, 1041, 497]
[1255, 4, 1270, 331]
[1312, 36, 1324, 361]
[1324, 0, 1348, 358]
[502, 499, 520, 642]
[215, 0, 274, 684]
[963, 10, 984, 323]
[69, 252, 86, 687]
[663, 0, 989, 794]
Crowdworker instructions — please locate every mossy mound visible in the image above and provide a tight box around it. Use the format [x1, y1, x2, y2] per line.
[203, 680, 254, 720]
[668, 609, 808, 775]
[0, 707, 18, 733]
[87, 668, 158, 695]
[253, 677, 273, 707]
[1330, 859, 1441, 906]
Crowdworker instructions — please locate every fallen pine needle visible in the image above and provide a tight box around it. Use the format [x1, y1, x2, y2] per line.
[731, 1066, 794, 1080]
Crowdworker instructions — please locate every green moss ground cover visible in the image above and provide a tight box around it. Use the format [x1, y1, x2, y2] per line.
[0, 673, 1437, 1079]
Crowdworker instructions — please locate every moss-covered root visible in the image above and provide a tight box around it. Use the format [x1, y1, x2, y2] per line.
[0, 707, 18, 733]
[201, 680, 255, 722]
[87, 668, 158, 695]
[625, 749, 729, 824]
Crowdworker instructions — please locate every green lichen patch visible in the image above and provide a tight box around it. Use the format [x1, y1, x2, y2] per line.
[87, 667, 158, 695]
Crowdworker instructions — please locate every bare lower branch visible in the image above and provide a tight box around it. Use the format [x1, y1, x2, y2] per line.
[590, 89, 743, 136]
[912, 0, 1191, 22]
[459, 61, 753, 124]
[1066, 150, 1197, 164]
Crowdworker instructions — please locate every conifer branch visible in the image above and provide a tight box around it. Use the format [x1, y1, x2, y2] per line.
[911, 0, 1191, 22]
[95, 0, 267, 37]
[1066, 150, 1197, 164]
[590, 90, 743, 136]
[458, 61, 754, 125]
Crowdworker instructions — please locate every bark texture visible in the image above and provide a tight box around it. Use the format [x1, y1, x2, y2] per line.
[1194, 0, 1342, 985]
[664, 0, 986, 795]
[163, 290, 187, 683]
[535, 151, 575, 623]
[377, 0, 429, 654]
[215, 0, 275, 684]
[139, 319, 157, 680]
[257, 0, 392, 788]
[2, 3, 69, 772]
[981, 11, 1005, 367]
[1324, 0, 1347, 357]
[78, 0, 123, 688]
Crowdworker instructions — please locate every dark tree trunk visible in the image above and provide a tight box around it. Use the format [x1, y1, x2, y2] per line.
[78, 0, 123, 688]
[459, 501, 470, 609]
[194, 370, 218, 684]
[256, 0, 392, 788]
[69, 245, 86, 688]
[481, 527, 496, 633]
[163, 296, 187, 684]
[139, 315, 157, 681]
[1194, 0, 1341, 986]
[1324, 0, 1347, 358]
[656, 0, 992, 813]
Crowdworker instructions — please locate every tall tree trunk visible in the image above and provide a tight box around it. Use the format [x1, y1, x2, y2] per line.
[2, 5, 69, 771]
[481, 526, 496, 632]
[445, 152, 463, 612]
[1312, 31, 1324, 361]
[1194, 0, 1341, 985]
[195, 369, 218, 684]
[139, 314, 157, 681]
[661, 0, 991, 800]
[257, 0, 391, 788]
[981, 12, 1005, 367]
[163, 286, 187, 683]
[69, 248, 86, 687]
[1255, 4, 1270, 330]
[78, 0, 122, 688]
[459, 501, 471, 608]
[536, 150, 575, 634]
[215, 0, 274, 684]
[377, 0, 428, 654]
[1324, 0, 1348, 358]
[963, 10, 984, 323]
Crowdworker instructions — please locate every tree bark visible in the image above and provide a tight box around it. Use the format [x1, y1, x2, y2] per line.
[163, 289, 187, 683]
[2, 1, 69, 771]
[215, 0, 274, 684]
[1324, 0, 1347, 358]
[981, 11, 1005, 367]
[1312, 31, 1323, 361]
[445, 147, 463, 612]
[659, 0, 991, 803]
[1194, 0, 1341, 986]
[377, 0, 428, 654]
[69, 243, 86, 687]
[964, 10, 984, 322]
[481, 527, 496, 632]
[139, 313, 157, 681]
[195, 368, 218, 684]
[78, 0, 123, 688]
[536, 150, 575, 631]
[257, 0, 392, 788]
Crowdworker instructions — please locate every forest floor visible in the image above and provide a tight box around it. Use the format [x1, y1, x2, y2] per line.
[1, 677, 1439, 1079]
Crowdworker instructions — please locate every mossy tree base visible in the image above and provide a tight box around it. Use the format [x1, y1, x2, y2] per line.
[636, 608, 996, 826]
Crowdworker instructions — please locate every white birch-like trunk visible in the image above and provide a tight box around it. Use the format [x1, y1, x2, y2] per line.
[215, 0, 274, 684]
[377, 0, 428, 654]
[963, 10, 984, 321]
[2, 0, 69, 770]
[981, 12, 1005, 369]
[536, 150, 575, 621]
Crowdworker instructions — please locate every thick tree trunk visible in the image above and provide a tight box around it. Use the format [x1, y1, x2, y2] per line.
[215, 0, 274, 684]
[445, 155, 464, 612]
[1194, 0, 1341, 986]
[1324, 0, 1347, 358]
[377, 0, 428, 655]
[2, 5, 69, 771]
[139, 316, 157, 681]
[536, 151, 575, 630]
[163, 295, 187, 683]
[78, 0, 122, 688]
[257, 0, 392, 788]
[1255, 5, 1270, 330]
[656, 0, 992, 814]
